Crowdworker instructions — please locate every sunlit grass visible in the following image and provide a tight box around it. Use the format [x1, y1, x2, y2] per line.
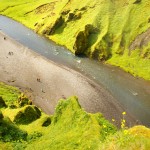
[0, 82, 150, 149]
[0, 0, 150, 80]
[107, 50, 150, 80]
[0, 82, 20, 105]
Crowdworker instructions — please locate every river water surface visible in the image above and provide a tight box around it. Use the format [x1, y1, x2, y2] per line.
[0, 15, 150, 126]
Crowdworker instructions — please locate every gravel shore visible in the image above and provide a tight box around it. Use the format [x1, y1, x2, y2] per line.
[0, 31, 136, 126]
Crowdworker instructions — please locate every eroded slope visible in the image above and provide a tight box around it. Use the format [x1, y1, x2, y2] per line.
[0, 0, 150, 79]
[0, 82, 150, 150]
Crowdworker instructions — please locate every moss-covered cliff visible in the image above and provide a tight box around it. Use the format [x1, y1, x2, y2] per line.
[0, 82, 150, 149]
[0, 0, 150, 80]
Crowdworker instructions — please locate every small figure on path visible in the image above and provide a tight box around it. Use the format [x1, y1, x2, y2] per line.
[8, 52, 14, 55]
[41, 88, 45, 93]
[37, 78, 41, 82]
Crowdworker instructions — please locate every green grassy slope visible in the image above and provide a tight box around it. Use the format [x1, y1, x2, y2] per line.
[0, 0, 150, 80]
[0, 82, 150, 149]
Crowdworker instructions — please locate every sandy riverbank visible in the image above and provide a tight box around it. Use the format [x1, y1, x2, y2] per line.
[0, 31, 136, 126]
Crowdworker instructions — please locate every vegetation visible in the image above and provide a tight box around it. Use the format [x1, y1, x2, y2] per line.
[0, 0, 150, 148]
[0, 82, 150, 149]
[0, 0, 150, 80]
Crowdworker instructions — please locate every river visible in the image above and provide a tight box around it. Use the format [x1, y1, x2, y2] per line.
[0, 15, 150, 126]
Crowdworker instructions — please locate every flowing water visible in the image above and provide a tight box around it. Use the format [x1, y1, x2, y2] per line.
[0, 15, 150, 126]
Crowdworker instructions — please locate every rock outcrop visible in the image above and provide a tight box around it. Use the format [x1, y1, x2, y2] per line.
[0, 96, 7, 108]
[13, 105, 41, 124]
[0, 0, 150, 79]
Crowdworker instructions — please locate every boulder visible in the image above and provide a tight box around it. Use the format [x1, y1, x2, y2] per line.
[0, 96, 7, 108]
[0, 110, 3, 120]
[13, 105, 41, 124]
[17, 93, 32, 107]
[42, 117, 51, 127]
[42, 16, 65, 35]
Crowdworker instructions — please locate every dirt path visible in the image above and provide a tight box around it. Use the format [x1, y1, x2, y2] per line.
[0, 31, 136, 127]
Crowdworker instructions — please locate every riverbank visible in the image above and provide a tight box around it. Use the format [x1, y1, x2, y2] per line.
[0, 0, 150, 80]
[1, 83, 150, 150]
[1, 15, 150, 126]
[0, 31, 137, 126]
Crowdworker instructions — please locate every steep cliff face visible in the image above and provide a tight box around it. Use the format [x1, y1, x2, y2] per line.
[0, 0, 150, 79]
[0, 82, 150, 149]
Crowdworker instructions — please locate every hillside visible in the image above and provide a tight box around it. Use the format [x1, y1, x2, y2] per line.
[0, 0, 150, 80]
[0, 82, 150, 149]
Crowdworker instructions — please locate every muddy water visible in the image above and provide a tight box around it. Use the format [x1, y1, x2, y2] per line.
[0, 15, 150, 126]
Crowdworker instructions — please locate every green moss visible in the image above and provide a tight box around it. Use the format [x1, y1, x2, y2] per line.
[0, 110, 4, 120]
[128, 125, 150, 138]
[26, 96, 117, 150]
[0, 82, 21, 106]
[17, 93, 32, 107]
[100, 126, 150, 150]
[0, 82, 33, 111]
[13, 105, 41, 124]
[0, 141, 13, 150]
[1, 0, 150, 80]
[107, 50, 150, 80]
[41, 116, 51, 127]
[0, 82, 150, 149]
[0, 96, 7, 108]
[0, 116, 27, 142]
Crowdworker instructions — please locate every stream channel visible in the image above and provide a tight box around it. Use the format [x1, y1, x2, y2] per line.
[0, 15, 150, 126]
